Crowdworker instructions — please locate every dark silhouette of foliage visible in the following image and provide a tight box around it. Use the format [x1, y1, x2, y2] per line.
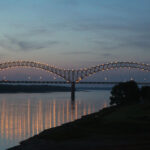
[141, 86, 150, 101]
[110, 81, 140, 105]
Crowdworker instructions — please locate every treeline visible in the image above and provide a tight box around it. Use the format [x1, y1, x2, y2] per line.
[0, 84, 70, 93]
[110, 81, 150, 106]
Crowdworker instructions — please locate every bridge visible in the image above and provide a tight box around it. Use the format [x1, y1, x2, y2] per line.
[0, 61, 150, 99]
[1, 80, 150, 85]
[0, 61, 150, 82]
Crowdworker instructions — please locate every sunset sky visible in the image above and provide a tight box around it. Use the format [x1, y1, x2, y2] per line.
[0, 0, 150, 68]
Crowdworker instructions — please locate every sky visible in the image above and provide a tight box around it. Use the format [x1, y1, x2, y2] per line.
[0, 0, 150, 68]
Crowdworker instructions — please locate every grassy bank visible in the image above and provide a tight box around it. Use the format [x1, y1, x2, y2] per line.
[8, 102, 150, 150]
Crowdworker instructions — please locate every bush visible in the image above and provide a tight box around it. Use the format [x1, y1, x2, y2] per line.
[110, 81, 140, 106]
[141, 86, 150, 101]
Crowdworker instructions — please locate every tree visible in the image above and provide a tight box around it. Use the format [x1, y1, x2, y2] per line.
[141, 86, 150, 101]
[110, 81, 140, 106]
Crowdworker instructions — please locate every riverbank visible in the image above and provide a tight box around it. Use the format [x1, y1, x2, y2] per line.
[8, 102, 150, 150]
[0, 84, 70, 93]
[0, 84, 112, 93]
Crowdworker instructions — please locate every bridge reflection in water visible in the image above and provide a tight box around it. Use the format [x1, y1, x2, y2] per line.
[0, 96, 108, 141]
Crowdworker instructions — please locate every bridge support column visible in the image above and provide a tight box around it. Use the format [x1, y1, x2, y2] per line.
[71, 82, 75, 101]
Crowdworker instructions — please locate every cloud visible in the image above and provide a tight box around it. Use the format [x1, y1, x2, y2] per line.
[120, 37, 150, 51]
[0, 35, 59, 52]
[61, 51, 96, 55]
[71, 22, 127, 32]
[25, 27, 53, 37]
[61, 51, 116, 61]
[0, 53, 8, 59]
[101, 53, 113, 58]
[70, 18, 150, 33]
[51, 18, 150, 53]
[80, 20, 150, 52]
[92, 36, 150, 52]
[12, 24, 54, 37]
[56, 0, 79, 6]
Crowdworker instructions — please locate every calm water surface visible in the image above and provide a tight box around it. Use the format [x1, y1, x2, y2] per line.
[0, 90, 110, 150]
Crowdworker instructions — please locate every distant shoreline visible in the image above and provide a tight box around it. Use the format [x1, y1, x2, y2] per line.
[0, 84, 71, 93]
[0, 84, 111, 93]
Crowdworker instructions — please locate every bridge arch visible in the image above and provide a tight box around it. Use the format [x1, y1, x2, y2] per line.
[0, 61, 149, 82]
[0, 61, 69, 81]
[76, 62, 150, 82]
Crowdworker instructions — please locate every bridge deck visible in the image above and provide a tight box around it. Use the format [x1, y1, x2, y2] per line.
[0, 81, 150, 85]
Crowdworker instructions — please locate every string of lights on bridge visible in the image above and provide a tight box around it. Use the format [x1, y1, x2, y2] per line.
[0, 61, 150, 83]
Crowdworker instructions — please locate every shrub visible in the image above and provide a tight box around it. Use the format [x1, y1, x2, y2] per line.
[141, 86, 150, 101]
[110, 81, 140, 106]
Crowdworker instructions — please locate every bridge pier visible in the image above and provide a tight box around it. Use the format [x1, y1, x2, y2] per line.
[71, 82, 75, 101]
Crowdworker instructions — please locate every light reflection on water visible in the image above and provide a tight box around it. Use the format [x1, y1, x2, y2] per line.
[0, 90, 110, 150]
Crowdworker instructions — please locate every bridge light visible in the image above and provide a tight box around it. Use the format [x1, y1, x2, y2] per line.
[130, 77, 134, 81]
[78, 77, 82, 81]
[104, 77, 108, 81]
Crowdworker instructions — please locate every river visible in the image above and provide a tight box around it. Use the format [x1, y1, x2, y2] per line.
[0, 90, 110, 150]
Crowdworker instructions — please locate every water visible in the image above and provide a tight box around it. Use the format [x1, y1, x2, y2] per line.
[0, 90, 110, 150]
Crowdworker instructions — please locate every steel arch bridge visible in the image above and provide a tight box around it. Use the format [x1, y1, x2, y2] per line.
[0, 61, 150, 82]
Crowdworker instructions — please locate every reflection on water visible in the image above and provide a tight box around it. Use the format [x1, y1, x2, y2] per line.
[0, 91, 110, 149]
[0, 99, 97, 140]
